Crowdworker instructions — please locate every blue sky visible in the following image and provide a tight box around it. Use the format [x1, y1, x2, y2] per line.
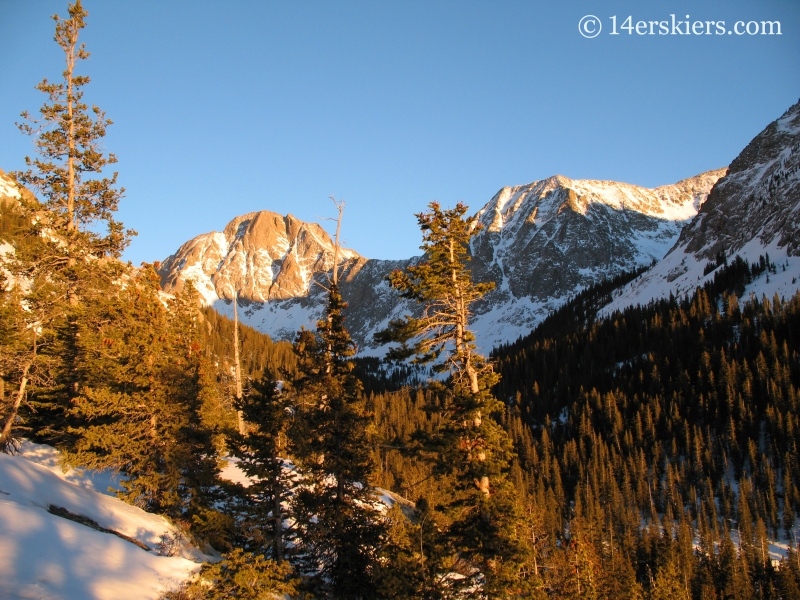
[1, 0, 798, 265]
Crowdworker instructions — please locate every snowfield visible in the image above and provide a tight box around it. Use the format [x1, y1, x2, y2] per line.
[0, 442, 409, 600]
[0, 442, 204, 600]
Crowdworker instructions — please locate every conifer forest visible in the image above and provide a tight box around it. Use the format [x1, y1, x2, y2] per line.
[1, 2, 799, 599]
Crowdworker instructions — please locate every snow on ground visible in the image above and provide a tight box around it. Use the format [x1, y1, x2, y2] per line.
[218, 455, 410, 516]
[16, 440, 122, 497]
[728, 527, 800, 566]
[470, 295, 553, 352]
[602, 238, 800, 317]
[218, 455, 256, 488]
[212, 296, 322, 343]
[0, 442, 205, 600]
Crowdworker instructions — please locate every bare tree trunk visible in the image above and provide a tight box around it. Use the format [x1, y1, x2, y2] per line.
[465, 364, 479, 395]
[337, 473, 345, 503]
[233, 289, 245, 435]
[66, 21, 76, 232]
[449, 239, 479, 395]
[0, 358, 34, 452]
[330, 196, 344, 288]
[65, 28, 79, 307]
[325, 197, 345, 375]
[274, 470, 283, 563]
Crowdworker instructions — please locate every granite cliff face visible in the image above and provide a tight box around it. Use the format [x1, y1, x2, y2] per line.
[604, 101, 800, 315]
[465, 170, 724, 344]
[158, 170, 723, 352]
[160, 211, 363, 305]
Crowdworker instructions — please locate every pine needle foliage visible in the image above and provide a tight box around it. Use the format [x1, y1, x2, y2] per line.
[2, 0, 135, 448]
[161, 548, 298, 600]
[65, 267, 228, 546]
[377, 202, 494, 392]
[14, 0, 132, 252]
[379, 202, 529, 597]
[227, 375, 295, 563]
[291, 286, 385, 598]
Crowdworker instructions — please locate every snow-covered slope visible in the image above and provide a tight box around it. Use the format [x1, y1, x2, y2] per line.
[0, 168, 22, 202]
[1, 169, 22, 260]
[159, 171, 723, 352]
[466, 170, 724, 347]
[0, 442, 203, 600]
[604, 100, 800, 314]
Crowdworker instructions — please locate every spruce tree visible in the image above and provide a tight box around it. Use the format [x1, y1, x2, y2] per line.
[227, 374, 294, 564]
[373, 503, 428, 599]
[0, 198, 63, 451]
[15, 0, 130, 255]
[2, 0, 134, 446]
[162, 548, 298, 600]
[378, 202, 528, 596]
[65, 267, 227, 547]
[291, 285, 385, 598]
[649, 551, 692, 600]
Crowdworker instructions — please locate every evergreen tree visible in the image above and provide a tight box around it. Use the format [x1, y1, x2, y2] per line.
[379, 202, 528, 596]
[717, 532, 754, 599]
[15, 0, 130, 254]
[65, 267, 228, 547]
[2, 0, 134, 447]
[227, 374, 294, 563]
[162, 548, 298, 600]
[373, 503, 428, 599]
[776, 548, 800, 599]
[649, 551, 691, 600]
[0, 241, 60, 450]
[291, 285, 385, 598]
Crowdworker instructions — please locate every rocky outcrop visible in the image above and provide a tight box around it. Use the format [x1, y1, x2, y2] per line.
[604, 101, 800, 314]
[159, 210, 361, 305]
[681, 102, 800, 259]
[159, 169, 723, 352]
[466, 171, 724, 342]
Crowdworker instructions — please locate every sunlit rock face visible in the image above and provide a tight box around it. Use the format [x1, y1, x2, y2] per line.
[159, 210, 362, 305]
[603, 101, 800, 316]
[680, 102, 800, 260]
[465, 169, 724, 344]
[158, 166, 722, 352]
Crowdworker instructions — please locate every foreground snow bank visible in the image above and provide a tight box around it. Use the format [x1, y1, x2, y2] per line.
[0, 442, 203, 600]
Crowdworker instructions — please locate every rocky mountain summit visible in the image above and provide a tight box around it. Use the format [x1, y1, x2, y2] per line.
[160, 210, 363, 305]
[466, 170, 724, 344]
[604, 100, 800, 314]
[158, 169, 724, 352]
[158, 100, 800, 352]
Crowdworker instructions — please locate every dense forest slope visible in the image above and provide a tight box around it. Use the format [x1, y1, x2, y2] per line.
[372, 256, 800, 597]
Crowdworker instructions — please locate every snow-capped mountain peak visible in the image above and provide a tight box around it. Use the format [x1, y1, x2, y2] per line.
[604, 100, 800, 314]
[160, 210, 363, 306]
[159, 169, 724, 351]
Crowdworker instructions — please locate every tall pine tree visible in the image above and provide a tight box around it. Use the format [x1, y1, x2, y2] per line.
[2, 0, 134, 448]
[65, 267, 228, 547]
[378, 202, 529, 597]
[227, 374, 295, 564]
[291, 286, 385, 597]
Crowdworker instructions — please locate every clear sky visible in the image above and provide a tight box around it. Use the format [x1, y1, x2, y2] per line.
[1, 0, 798, 265]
